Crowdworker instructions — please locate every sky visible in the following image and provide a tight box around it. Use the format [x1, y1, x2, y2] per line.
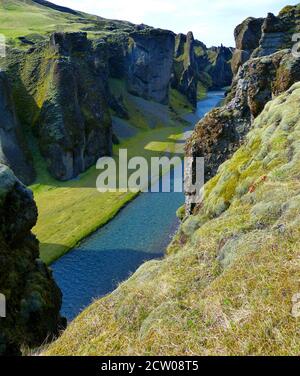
[54, 0, 299, 46]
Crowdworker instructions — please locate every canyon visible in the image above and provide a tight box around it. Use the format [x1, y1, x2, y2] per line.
[0, 0, 300, 356]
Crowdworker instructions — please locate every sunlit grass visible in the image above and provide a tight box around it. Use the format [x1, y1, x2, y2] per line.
[32, 123, 187, 265]
[45, 83, 300, 356]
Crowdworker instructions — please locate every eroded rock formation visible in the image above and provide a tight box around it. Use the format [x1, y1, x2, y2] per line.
[6, 32, 112, 181]
[172, 32, 233, 107]
[0, 71, 35, 185]
[0, 164, 64, 355]
[127, 29, 175, 104]
[231, 17, 264, 75]
[185, 4, 300, 213]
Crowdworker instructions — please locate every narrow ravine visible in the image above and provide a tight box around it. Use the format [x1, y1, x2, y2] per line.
[52, 91, 225, 321]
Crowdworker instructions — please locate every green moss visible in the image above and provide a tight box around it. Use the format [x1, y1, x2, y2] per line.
[169, 88, 193, 114]
[278, 5, 297, 16]
[197, 82, 207, 100]
[45, 83, 300, 356]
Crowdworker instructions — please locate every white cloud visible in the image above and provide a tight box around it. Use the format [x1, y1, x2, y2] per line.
[52, 0, 299, 46]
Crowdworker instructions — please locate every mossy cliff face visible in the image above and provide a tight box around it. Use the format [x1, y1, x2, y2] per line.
[0, 164, 64, 355]
[208, 45, 233, 89]
[44, 84, 300, 355]
[171, 32, 199, 107]
[0, 71, 35, 185]
[5, 32, 112, 181]
[104, 27, 176, 105]
[171, 32, 233, 107]
[185, 48, 300, 213]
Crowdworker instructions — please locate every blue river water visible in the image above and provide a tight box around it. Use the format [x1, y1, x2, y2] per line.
[52, 91, 225, 321]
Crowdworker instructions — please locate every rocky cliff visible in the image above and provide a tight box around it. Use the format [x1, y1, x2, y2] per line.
[0, 71, 35, 185]
[5, 32, 112, 181]
[232, 4, 300, 75]
[208, 45, 233, 89]
[126, 28, 175, 104]
[45, 82, 300, 355]
[171, 32, 233, 107]
[185, 4, 300, 213]
[0, 164, 64, 355]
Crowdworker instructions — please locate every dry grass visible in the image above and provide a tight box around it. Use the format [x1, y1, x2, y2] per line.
[44, 85, 300, 355]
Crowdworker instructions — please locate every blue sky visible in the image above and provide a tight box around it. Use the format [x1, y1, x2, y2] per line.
[55, 0, 299, 46]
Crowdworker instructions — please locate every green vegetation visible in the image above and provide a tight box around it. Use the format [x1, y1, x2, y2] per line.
[45, 83, 300, 355]
[197, 82, 207, 100]
[279, 4, 300, 16]
[31, 97, 188, 265]
[169, 88, 193, 114]
[0, 0, 134, 48]
[0, 0, 93, 46]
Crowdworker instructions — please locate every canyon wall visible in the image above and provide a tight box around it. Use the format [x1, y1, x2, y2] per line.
[0, 0, 233, 185]
[171, 32, 233, 106]
[0, 164, 64, 355]
[0, 71, 35, 184]
[185, 4, 300, 213]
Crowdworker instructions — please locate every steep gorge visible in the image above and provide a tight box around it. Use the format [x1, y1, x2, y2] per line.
[0, 0, 233, 184]
[44, 3, 300, 356]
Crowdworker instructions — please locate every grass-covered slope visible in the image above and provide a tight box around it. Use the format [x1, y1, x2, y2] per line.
[0, 0, 134, 47]
[45, 83, 300, 355]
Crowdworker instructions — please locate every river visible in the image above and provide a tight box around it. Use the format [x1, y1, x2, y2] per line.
[52, 91, 225, 321]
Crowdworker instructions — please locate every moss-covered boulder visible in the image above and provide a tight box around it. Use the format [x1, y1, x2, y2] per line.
[0, 164, 64, 355]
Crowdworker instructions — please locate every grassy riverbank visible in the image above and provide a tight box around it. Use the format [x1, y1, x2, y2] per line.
[45, 83, 300, 356]
[32, 104, 189, 265]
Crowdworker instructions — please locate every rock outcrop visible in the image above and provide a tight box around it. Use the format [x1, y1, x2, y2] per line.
[253, 8, 300, 57]
[185, 4, 300, 213]
[171, 32, 199, 106]
[208, 45, 233, 88]
[232, 4, 300, 75]
[231, 17, 264, 75]
[126, 29, 175, 104]
[0, 71, 35, 185]
[185, 48, 300, 213]
[172, 32, 233, 107]
[6, 32, 112, 181]
[0, 164, 64, 355]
